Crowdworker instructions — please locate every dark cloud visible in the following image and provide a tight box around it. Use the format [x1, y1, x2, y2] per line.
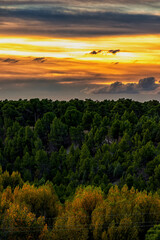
[89, 50, 102, 55]
[0, 77, 98, 98]
[91, 82, 138, 94]
[0, 6, 160, 37]
[0, 76, 159, 101]
[0, 78, 88, 100]
[138, 77, 157, 90]
[3, 58, 19, 63]
[108, 49, 120, 55]
[33, 57, 46, 63]
[86, 77, 160, 94]
[89, 49, 120, 55]
[0, 0, 158, 5]
[0, 78, 63, 92]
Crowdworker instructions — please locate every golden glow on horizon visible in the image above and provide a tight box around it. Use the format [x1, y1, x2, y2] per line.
[0, 35, 160, 64]
[0, 34, 160, 85]
[0, 37, 93, 49]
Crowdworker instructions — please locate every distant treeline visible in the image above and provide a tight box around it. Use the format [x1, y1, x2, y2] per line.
[0, 98, 160, 238]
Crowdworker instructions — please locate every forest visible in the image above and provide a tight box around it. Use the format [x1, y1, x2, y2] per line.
[1, 98, 160, 239]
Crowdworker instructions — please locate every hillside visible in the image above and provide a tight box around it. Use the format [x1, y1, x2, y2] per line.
[0, 98, 160, 239]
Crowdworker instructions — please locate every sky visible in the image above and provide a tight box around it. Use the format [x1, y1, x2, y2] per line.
[0, 0, 160, 101]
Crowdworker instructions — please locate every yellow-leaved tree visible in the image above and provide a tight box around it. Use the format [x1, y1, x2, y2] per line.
[13, 182, 59, 224]
[53, 186, 104, 240]
[92, 185, 160, 240]
[1, 202, 46, 240]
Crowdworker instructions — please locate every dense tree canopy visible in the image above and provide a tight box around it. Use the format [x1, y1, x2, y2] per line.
[0, 98, 160, 238]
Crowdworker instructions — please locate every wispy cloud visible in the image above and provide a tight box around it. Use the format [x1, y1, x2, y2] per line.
[3, 58, 19, 63]
[0, 0, 160, 101]
[108, 49, 120, 55]
[0, 5, 160, 37]
[89, 49, 121, 55]
[33, 57, 46, 63]
[89, 50, 102, 55]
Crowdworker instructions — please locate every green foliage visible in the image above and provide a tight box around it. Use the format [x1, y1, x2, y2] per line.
[1, 98, 160, 231]
[145, 225, 160, 240]
[64, 107, 82, 127]
[49, 117, 68, 150]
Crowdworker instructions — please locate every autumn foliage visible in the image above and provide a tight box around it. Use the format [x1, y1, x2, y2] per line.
[52, 185, 160, 240]
[0, 172, 160, 239]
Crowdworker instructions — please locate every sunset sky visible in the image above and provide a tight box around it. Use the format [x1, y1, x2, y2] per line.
[0, 0, 160, 101]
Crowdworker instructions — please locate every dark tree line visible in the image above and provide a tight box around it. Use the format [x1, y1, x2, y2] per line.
[1, 98, 160, 201]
